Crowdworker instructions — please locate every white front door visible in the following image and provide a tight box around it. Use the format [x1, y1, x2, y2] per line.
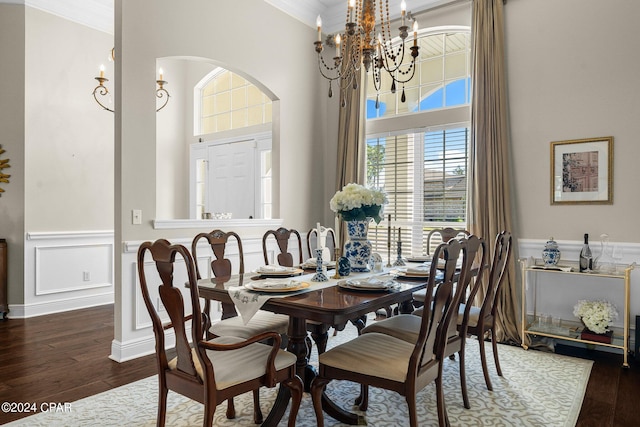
[208, 140, 255, 219]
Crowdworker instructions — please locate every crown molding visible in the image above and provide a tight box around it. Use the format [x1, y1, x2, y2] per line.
[1, 0, 459, 37]
[265, 0, 460, 34]
[0, 0, 113, 34]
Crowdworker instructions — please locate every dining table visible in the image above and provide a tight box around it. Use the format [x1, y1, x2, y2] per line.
[196, 264, 433, 425]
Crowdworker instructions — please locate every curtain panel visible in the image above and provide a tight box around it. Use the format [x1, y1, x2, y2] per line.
[469, 0, 522, 344]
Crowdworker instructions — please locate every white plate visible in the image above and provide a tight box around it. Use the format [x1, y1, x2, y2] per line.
[255, 266, 304, 277]
[301, 260, 336, 269]
[390, 267, 431, 278]
[338, 275, 396, 291]
[406, 256, 431, 263]
[245, 281, 310, 293]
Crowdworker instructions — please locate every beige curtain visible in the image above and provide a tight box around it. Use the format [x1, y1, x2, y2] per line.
[469, 0, 522, 344]
[335, 45, 366, 249]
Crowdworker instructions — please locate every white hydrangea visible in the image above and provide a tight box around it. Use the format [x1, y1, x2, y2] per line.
[573, 299, 618, 334]
[329, 183, 388, 223]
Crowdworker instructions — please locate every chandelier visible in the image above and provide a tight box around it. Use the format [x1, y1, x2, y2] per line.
[92, 48, 170, 112]
[314, 0, 419, 107]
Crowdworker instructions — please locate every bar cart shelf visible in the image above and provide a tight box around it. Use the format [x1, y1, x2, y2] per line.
[519, 258, 635, 368]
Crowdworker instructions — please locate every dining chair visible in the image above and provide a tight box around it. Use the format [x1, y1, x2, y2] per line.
[310, 239, 463, 427]
[137, 238, 303, 427]
[458, 230, 512, 391]
[413, 227, 470, 307]
[359, 235, 487, 409]
[191, 229, 290, 422]
[262, 227, 303, 267]
[306, 227, 336, 260]
[192, 229, 289, 338]
[425, 228, 470, 256]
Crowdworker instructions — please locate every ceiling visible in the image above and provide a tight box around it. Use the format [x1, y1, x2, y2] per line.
[15, 0, 456, 35]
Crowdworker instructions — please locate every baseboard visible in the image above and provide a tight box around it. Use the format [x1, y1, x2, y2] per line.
[7, 292, 114, 318]
[110, 326, 190, 363]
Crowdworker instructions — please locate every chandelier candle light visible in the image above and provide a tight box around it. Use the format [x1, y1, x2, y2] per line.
[314, 0, 420, 107]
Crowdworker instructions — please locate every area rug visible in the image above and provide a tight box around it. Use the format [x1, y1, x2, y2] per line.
[5, 320, 592, 426]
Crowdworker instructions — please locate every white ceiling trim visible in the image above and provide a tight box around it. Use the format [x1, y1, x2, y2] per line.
[265, 0, 462, 34]
[0, 0, 114, 34]
[1, 0, 461, 38]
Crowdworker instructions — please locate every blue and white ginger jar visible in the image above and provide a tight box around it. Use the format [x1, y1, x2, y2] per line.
[343, 219, 372, 272]
[542, 237, 560, 266]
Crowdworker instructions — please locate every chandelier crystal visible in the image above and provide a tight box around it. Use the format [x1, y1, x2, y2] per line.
[314, 0, 419, 107]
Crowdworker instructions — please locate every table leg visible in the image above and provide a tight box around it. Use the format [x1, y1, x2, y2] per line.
[398, 298, 415, 314]
[287, 316, 317, 391]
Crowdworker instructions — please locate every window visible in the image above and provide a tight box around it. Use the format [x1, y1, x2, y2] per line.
[365, 29, 471, 256]
[191, 68, 273, 219]
[199, 69, 272, 134]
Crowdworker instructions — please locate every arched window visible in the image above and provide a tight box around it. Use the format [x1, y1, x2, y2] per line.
[197, 68, 272, 134]
[365, 28, 471, 256]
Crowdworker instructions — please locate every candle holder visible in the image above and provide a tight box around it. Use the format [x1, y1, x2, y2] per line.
[393, 240, 406, 266]
[311, 248, 329, 282]
[331, 248, 342, 279]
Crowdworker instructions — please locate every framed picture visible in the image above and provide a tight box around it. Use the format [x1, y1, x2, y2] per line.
[550, 136, 613, 205]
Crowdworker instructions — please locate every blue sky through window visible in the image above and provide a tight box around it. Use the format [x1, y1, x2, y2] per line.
[367, 77, 470, 119]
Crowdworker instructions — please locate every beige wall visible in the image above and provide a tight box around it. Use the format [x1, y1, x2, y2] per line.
[24, 8, 114, 232]
[0, 4, 26, 305]
[506, 0, 640, 243]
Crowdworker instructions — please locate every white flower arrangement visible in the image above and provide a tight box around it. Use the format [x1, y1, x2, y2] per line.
[330, 183, 387, 224]
[573, 299, 618, 334]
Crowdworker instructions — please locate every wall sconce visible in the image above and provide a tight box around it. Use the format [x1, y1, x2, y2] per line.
[92, 48, 170, 112]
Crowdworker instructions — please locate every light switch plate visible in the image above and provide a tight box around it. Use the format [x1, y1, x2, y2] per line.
[132, 209, 142, 225]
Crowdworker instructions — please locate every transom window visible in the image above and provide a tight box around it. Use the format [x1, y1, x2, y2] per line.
[198, 69, 272, 134]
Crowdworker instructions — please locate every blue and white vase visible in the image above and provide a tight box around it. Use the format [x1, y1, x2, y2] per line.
[344, 219, 372, 272]
[542, 237, 560, 266]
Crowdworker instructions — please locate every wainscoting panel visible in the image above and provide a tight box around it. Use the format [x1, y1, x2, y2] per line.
[35, 243, 112, 295]
[18, 231, 115, 318]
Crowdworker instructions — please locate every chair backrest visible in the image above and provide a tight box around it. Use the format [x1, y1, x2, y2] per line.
[306, 227, 336, 260]
[137, 239, 205, 399]
[425, 228, 470, 256]
[192, 229, 244, 279]
[465, 230, 512, 322]
[262, 227, 303, 267]
[411, 239, 463, 371]
[447, 235, 487, 338]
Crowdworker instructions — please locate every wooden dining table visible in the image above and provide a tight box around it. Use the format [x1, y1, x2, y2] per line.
[197, 269, 430, 425]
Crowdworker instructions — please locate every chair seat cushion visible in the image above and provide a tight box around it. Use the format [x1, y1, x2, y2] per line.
[457, 303, 481, 327]
[210, 310, 289, 338]
[412, 288, 427, 303]
[319, 332, 415, 382]
[361, 314, 421, 343]
[168, 335, 297, 390]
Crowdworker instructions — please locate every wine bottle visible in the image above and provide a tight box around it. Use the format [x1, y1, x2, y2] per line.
[579, 233, 592, 272]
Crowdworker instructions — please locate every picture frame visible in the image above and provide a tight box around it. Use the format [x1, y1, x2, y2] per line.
[550, 137, 613, 205]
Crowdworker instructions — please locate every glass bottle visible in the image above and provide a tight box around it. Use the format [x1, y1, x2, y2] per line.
[579, 233, 592, 272]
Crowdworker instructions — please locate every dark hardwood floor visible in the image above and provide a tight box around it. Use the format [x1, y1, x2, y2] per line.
[0, 305, 156, 425]
[0, 304, 637, 425]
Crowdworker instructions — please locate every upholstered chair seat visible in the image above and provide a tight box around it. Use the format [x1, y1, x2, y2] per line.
[210, 311, 289, 338]
[168, 335, 297, 389]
